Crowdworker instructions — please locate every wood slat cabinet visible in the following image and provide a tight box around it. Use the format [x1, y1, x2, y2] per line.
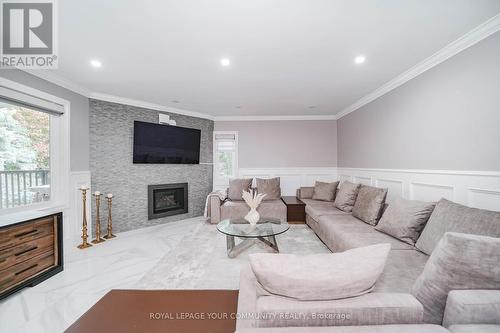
[0, 212, 63, 300]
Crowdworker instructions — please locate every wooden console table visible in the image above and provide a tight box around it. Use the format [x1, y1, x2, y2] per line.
[0, 212, 63, 300]
[281, 196, 306, 223]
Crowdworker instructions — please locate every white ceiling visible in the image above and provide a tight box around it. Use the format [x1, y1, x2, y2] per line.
[51, 0, 500, 118]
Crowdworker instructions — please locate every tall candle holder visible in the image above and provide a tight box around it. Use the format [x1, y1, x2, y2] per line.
[77, 186, 92, 249]
[104, 194, 116, 239]
[92, 191, 105, 244]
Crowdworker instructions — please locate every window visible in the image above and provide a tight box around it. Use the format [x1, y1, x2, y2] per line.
[213, 132, 238, 190]
[0, 102, 51, 208]
[0, 78, 68, 213]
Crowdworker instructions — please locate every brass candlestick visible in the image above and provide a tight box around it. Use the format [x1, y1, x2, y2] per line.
[77, 187, 92, 249]
[104, 195, 116, 239]
[92, 192, 105, 244]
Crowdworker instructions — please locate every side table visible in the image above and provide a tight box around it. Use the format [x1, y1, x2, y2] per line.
[281, 196, 306, 224]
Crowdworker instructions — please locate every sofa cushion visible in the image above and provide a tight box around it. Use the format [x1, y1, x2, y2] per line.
[221, 199, 287, 222]
[416, 199, 500, 255]
[411, 232, 500, 324]
[228, 178, 253, 201]
[376, 198, 436, 245]
[256, 178, 281, 201]
[334, 181, 361, 212]
[255, 292, 423, 327]
[312, 181, 339, 202]
[304, 202, 350, 221]
[448, 325, 500, 333]
[443, 290, 500, 327]
[317, 215, 414, 252]
[250, 244, 391, 301]
[352, 185, 388, 226]
[374, 249, 429, 293]
[236, 325, 449, 333]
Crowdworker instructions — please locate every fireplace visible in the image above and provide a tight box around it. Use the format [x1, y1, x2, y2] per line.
[148, 183, 188, 220]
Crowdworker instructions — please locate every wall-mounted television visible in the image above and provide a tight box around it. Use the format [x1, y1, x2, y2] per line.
[133, 121, 201, 164]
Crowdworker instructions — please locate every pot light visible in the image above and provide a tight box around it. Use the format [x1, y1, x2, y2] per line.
[90, 59, 102, 68]
[220, 58, 230, 67]
[354, 55, 366, 64]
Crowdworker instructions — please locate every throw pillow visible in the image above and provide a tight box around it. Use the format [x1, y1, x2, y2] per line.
[312, 181, 339, 201]
[227, 178, 252, 201]
[411, 232, 500, 324]
[334, 181, 361, 212]
[256, 177, 281, 201]
[249, 243, 391, 301]
[416, 198, 500, 255]
[375, 198, 436, 245]
[352, 185, 388, 225]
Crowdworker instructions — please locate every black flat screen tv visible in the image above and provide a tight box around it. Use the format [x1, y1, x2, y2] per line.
[133, 121, 201, 164]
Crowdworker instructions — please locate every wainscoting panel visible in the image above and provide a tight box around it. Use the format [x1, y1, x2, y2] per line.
[337, 168, 500, 210]
[374, 178, 404, 203]
[238, 168, 337, 196]
[467, 188, 500, 211]
[353, 176, 372, 186]
[339, 174, 353, 183]
[409, 182, 455, 202]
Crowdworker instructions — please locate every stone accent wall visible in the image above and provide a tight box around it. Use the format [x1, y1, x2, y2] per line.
[89, 99, 213, 232]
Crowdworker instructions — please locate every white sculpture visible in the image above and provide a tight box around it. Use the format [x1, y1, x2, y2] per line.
[242, 189, 266, 225]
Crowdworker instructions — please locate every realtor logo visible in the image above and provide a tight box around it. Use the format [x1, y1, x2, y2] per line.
[1, 0, 58, 68]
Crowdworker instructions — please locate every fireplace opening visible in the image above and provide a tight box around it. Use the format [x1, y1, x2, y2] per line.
[148, 183, 188, 220]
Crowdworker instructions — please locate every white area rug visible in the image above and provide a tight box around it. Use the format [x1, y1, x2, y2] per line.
[136, 221, 330, 290]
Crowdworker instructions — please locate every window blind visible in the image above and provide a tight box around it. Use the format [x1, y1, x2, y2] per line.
[0, 86, 65, 116]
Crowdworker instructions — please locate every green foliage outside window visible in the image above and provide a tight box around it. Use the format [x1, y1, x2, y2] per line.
[0, 106, 50, 171]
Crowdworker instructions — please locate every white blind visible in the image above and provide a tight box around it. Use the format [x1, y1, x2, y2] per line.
[214, 133, 236, 140]
[215, 133, 236, 151]
[0, 86, 64, 115]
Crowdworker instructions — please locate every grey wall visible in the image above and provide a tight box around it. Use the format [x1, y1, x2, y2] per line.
[337, 32, 500, 171]
[90, 99, 213, 232]
[215, 120, 337, 168]
[0, 69, 90, 171]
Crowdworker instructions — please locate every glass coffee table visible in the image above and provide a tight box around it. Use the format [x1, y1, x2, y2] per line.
[217, 217, 290, 258]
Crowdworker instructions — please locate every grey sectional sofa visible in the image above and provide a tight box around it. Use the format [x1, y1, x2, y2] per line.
[209, 177, 287, 224]
[235, 184, 500, 333]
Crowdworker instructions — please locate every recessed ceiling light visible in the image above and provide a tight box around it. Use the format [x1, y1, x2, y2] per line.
[90, 59, 102, 68]
[354, 55, 366, 64]
[220, 58, 230, 67]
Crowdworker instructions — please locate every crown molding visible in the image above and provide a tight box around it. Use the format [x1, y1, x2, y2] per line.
[214, 115, 337, 121]
[17, 14, 500, 122]
[335, 13, 500, 119]
[89, 93, 215, 120]
[21, 69, 91, 97]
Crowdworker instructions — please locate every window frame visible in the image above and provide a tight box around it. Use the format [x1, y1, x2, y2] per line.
[0, 77, 70, 215]
[213, 131, 238, 191]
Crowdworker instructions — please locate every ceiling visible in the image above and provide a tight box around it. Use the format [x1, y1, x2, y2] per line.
[50, 0, 500, 118]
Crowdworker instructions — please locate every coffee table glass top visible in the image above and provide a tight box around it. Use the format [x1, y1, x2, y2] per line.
[217, 217, 290, 238]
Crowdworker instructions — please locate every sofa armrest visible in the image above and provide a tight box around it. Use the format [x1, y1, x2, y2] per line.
[209, 195, 223, 224]
[443, 290, 500, 327]
[297, 187, 314, 199]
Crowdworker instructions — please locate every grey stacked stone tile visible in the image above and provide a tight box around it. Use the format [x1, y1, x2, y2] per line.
[89, 99, 213, 232]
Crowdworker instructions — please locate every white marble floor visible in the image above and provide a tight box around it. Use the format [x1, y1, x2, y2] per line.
[0, 217, 328, 333]
[0, 217, 200, 333]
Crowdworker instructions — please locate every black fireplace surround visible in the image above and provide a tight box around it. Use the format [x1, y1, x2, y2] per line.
[148, 183, 188, 220]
